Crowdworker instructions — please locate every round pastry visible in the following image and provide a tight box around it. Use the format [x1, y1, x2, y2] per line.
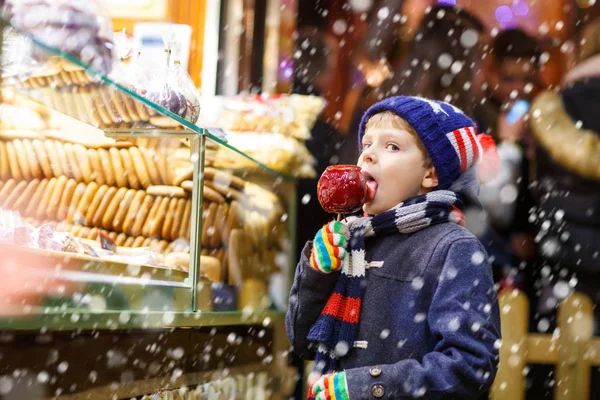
[36, 177, 57, 220]
[122, 190, 147, 235]
[73, 182, 99, 225]
[47, 175, 68, 220]
[85, 184, 109, 227]
[12, 139, 32, 181]
[57, 179, 77, 221]
[102, 187, 127, 230]
[2, 180, 26, 209]
[73, 144, 93, 184]
[97, 148, 115, 186]
[201, 202, 218, 248]
[112, 189, 136, 232]
[5, 141, 22, 181]
[129, 147, 151, 189]
[79, 226, 91, 239]
[146, 185, 186, 198]
[31, 139, 52, 179]
[22, 139, 43, 179]
[115, 233, 127, 246]
[92, 186, 117, 227]
[132, 236, 146, 248]
[63, 143, 83, 182]
[109, 147, 128, 188]
[142, 195, 163, 238]
[210, 203, 225, 248]
[169, 198, 186, 241]
[204, 167, 246, 189]
[148, 196, 170, 239]
[67, 182, 88, 224]
[54, 141, 72, 180]
[43, 140, 62, 178]
[172, 166, 193, 187]
[0, 141, 10, 181]
[161, 198, 178, 241]
[88, 227, 99, 240]
[14, 179, 40, 214]
[180, 199, 192, 239]
[25, 179, 48, 217]
[123, 236, 136, 248]
[87, 148, 106, 185]
[155, 148, 170, 185]
[141, 147, 162, 185]
[119, 149, 141, 189]
[130, 194, 154, 238]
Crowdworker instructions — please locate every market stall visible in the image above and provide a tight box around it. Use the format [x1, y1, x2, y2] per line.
[0, 1, 311, 398]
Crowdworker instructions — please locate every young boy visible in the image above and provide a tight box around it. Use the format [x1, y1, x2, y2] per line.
[286, 96, 501, 399]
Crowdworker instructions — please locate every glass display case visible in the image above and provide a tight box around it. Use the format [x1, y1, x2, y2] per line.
[0, 19, 297, 330]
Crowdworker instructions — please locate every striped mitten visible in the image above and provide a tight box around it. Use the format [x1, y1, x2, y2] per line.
[310, 221, 350, 274]
[308, 371, 350, 400]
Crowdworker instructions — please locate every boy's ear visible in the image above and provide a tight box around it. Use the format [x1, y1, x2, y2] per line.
[421, 165, 438, 189]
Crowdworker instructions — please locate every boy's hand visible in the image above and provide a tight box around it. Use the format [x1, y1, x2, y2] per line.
[310, 221, 350, 274]
[309, 371, 350, 400]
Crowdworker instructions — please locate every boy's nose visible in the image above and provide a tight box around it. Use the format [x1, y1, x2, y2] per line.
[361, 148, 377, 164]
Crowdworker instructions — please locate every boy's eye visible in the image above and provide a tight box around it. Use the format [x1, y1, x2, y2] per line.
[361, 142, 371, 151]
[386, 143, 400, 151]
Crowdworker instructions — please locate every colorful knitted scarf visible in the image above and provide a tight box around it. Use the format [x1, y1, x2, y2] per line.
[307, 190, 464, 376]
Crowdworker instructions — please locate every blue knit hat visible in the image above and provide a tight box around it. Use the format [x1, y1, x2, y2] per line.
[358, 96, 483, 189]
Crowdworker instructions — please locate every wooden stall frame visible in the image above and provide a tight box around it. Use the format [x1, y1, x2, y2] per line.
[492, 289, 597, 400]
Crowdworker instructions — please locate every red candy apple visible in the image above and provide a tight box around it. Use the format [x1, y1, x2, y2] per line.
[317, 165, 371, 214]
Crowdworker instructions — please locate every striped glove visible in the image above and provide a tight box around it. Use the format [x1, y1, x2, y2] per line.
[308, 371, 350, 400]
[310, 221, 350, 274]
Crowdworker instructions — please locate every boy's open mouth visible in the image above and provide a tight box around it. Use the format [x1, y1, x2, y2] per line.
[361, 171, 378, 202]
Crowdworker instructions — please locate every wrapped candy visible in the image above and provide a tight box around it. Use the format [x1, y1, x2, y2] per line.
[143, 31, 200, 124]
[4, 0, 114, 74]
[109, 30, 149, 95]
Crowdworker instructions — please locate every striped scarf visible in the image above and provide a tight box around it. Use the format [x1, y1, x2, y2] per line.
[307, 190, 463, 377]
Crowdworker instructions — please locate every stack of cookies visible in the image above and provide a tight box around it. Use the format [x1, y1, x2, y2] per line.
[0, 132, 286, 283]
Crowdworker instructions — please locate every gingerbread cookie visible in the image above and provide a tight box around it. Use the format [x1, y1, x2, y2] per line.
[22, 139, 43, 179]
[120, 149, 141, 189]
[129, 147, 151, 189]
[25, 179, 48, 217]
[47, 175, 68, 220]
[36, 177, 57, 220]
[2, 180, 26, 208]
[56, 179, 77, 221]
[142, 195, 163, 238]
[43, 140, 62, 178]
[85, 184, 109, 227]
[180, 199, 192, 239]
[97, 148, 115, 186]
[0, 142, 10, 181]
[66, 182, 87, 224]
[73, 182, 99, 225]
[148, 196, 170, 239]
[201, 202, 218, 247]
[122, 190, 147, 235]
[123, 236, 135, 248]
[130, 194, 154, 238]
[141, 148, 162, 185]
[132, 236, 145, 248]
[109, 147, 128, 188]
[102, 187, 127, 230]
[161, 198, 178, 241]
[5, 141, 22, 181]
[14, 179, 40, 214]
[169, 198, 186, 241]
[12, 139, 32, 181]
[87, 148, 106, 185]
[31, 139, 52, 179]
[112, 189, 135, 232]
[92, 186, 117, 227]
[146, 185, 187, 198]
[63, 143, 82, 181]
[115, 233, 127, 246]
